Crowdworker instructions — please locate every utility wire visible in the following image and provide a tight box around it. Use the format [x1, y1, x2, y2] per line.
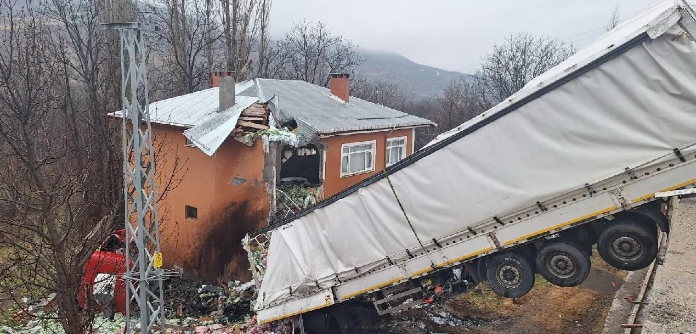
[561, 26, 606, 42]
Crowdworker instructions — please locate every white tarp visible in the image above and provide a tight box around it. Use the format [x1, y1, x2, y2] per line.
[256, 0, 696, 311]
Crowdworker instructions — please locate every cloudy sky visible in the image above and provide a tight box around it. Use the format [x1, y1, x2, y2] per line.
[269, 0, 659, 73]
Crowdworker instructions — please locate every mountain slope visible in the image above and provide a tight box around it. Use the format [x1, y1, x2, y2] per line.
[355, 50, 471, 98]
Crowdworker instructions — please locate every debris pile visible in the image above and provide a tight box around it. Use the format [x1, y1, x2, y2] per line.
[164, 274, 256, 325]
[2, 280, 291, 334]
[273, 185, 322, 222]
[247, 247, 268, 284]
[236, 127, 298, 148]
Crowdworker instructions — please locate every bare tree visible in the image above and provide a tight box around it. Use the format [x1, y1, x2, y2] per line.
[205, 0, 215, 78]
[475, 33, 576, 104]
[607, 6, 621, 31]
[0, 2, 121, 333]
[0, 1, 187, 333]
[434, 78, 487, 132]
[256, 0, 271, 77]
[351, 75, 408, 108]
[266, 20, 364, 85]
[151, 0, 224, 95]
[399, 98, 441, 149]
[219, 0, 264, 80]
[41, 0, 130, 211]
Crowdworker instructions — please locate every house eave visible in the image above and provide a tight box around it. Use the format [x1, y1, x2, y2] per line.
[318, 123, 435, 138]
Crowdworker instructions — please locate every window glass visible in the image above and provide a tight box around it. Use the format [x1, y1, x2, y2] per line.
[386, 137, 407, 166]
[185, 205, 198, 220]
[341, 141, 376, 176]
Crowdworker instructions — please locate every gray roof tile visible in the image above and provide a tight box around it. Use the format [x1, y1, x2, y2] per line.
[239, 79, 434, 134]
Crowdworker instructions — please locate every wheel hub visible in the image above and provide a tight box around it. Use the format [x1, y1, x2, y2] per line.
[497, 264, 522, 288]
[547, 253, 576, 278]
[612, 236, 641, 260]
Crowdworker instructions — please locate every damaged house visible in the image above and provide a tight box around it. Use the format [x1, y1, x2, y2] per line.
[115, 72, 434, 281]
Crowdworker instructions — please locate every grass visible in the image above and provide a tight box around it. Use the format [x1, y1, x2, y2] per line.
[590, 246, 628, 279]
[457, 274, 553, 313]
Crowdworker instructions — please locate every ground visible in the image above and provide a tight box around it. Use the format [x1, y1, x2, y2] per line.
[641, 199, 696, 333]
[377, 253, 626, 334]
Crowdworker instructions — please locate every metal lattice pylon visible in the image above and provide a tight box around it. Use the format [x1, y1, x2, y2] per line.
[102, 22, 165, 334]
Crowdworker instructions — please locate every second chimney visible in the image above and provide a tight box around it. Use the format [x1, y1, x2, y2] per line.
[330, 73, 350, 103]
[215, 71, 235, 112]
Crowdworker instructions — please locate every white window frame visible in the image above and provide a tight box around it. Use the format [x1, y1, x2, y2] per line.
[340, 140, 376, 177]
[386, 136, 407, 167]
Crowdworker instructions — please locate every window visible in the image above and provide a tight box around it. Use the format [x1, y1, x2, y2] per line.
[185, 205, 198, 220]
[185, 137, 194, 147]
[386, 137, 407, 166]
[341, 140, 376, 177]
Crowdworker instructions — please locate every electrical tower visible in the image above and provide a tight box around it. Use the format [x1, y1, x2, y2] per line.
[102, 22, 165, 334]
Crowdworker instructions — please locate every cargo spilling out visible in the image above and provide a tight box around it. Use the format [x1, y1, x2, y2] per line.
[244, 1, 696, 332]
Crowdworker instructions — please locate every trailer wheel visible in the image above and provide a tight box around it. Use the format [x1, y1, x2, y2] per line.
[597, 220, 657, 271]
[486, 252, 535, 298]
[536, 240, 590, 287]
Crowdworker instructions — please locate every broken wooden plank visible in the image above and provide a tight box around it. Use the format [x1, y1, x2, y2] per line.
[237, 121, 269, 130]
[239, 116, 265, 121]
[242, 110, 267, 116]
[241, 113, 266, 118]
[243, 105, 267, 111]
[620, 323, 643, 328]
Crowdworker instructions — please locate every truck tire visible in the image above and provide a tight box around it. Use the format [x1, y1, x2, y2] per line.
[597, 220, 658, 271]
[536, 240, 591, 287]
[486, 252, 535, 298]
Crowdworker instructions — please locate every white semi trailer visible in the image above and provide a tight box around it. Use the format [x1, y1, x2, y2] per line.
[244, 1, 696, 331]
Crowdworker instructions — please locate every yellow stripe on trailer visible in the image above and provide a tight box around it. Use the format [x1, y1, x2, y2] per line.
[259, 301, 334, 324]
[436, 247, 494, 268]
[632, 178, 696, 203]
[341, 276, 405, 300]
[504, 205, 618, 246]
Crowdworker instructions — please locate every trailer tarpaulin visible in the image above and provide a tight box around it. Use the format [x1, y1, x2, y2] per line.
[256, 0, 696, 312]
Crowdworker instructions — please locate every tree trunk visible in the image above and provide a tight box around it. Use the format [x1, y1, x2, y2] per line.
[258, 0, 268, 77]
[231, 0, 238, 78]
[222, 0, 233, 72]
[205, 0, 213, 81]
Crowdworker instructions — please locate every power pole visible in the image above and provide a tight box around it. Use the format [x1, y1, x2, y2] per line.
[101, 22, 165, 334]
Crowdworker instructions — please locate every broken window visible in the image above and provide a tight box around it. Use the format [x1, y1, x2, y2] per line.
[279, 144, 321, 185]
[386, 137, 407, 166]
[341, 140, 376, 177]
[185, 205, 198, 220]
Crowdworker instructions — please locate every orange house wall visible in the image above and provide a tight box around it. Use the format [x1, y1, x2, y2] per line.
[152, 124, 268, 281]
[322, 128, 413, 197]
[149, 124, 414, 281]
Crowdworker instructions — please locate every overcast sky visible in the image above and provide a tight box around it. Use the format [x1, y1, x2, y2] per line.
[269, 0, 658, 73]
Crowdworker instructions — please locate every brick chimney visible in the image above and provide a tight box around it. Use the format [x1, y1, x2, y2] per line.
[330, 73, 350, 103]
[213, 71, 235, 112]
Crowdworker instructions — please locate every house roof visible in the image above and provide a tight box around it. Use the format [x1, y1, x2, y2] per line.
[115, 77, 434, 155]
[139, 80, 258, 128]
[238, 78, 434, 135]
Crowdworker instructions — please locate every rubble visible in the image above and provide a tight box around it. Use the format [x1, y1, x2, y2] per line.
[163, 273, 256, 325]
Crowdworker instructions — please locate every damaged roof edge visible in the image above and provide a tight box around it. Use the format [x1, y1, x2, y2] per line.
[183, 96, 260, 156]
[318, 123, 436, 137]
